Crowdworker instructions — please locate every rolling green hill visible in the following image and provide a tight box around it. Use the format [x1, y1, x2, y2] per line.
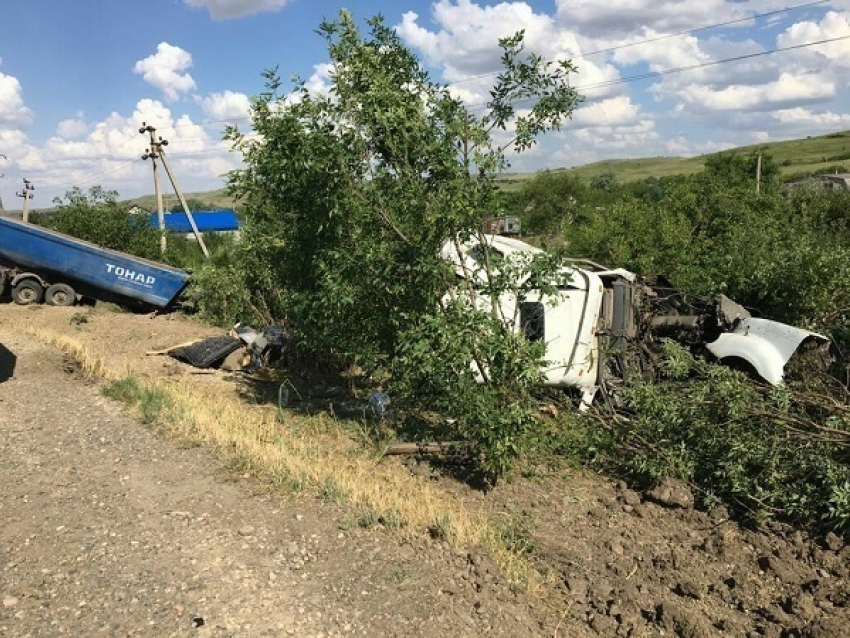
[495, 128, 850, 191]
[122, 187, 236, 212]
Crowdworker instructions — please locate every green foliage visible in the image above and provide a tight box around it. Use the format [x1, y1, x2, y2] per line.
[169, 198, 215, 212]
[187, 224, 282, 326]
[103, 375, 176, 427]
[221, 10, 581, 479]
[590, 169, 619, 192]
[508, 152, 850, 534]
[703, 149, 780, 193]
[394, 300, 546, 479]
[492, 510, 537, 555]
[559, 153, 849, 354]
[514, 171, 595, 235]
[585, 344, 850, 533]
[43, 186, 161, 260]
[40, 186, 231, 274]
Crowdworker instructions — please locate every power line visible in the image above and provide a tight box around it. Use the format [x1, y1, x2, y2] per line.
[33, 2, 847, 193]
[576, 32, 850, 92]
[464, 32, 850, 110]
[447, 0, 830, 86]
[60, 32, 850, 189]
[576, 0, 829, 60]
[71, 159, 142, 190]
[69, 138, 255, 192]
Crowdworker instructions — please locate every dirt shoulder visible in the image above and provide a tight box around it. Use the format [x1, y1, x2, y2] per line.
[0, 311, 540, 637]
[1, 303, 848, 637]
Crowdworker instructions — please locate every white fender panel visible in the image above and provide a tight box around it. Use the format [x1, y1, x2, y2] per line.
[706, 317, 827, 385]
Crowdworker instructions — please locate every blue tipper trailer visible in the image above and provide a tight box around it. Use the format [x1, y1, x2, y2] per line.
[0, 217, 190, 309]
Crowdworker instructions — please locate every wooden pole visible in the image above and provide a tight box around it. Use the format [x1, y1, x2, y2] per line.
[17, 179, 34, 223]
[383, 442, 465, 456]
[141, 124, 167, 255]
[153, 156, 166, 254]
[158, 149, 210, 259]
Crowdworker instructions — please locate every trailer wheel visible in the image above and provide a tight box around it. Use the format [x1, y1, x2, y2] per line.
[11, 279, 44, 305]
[45, 283, 76, 307]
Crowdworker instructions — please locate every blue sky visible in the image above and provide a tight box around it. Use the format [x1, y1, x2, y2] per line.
[1, 0, 849, 208]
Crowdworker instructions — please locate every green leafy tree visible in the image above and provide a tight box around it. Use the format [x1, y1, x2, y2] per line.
[703, 149, 780, 193]
[44, 186, 160, 260]
[169, 198, 215, 212]
[225, 11, 582, 479]
[514, 171, 593, 235]
[590, 169, 619, 192]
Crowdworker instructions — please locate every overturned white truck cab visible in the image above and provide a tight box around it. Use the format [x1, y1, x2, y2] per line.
[442, 234, 829, 406]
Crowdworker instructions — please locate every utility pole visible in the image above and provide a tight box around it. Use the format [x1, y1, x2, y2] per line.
[139, 123, 209, 258]
[755, 153, 762, 195]
[141, 125, 167, 255]
[16, 178, 34, 222]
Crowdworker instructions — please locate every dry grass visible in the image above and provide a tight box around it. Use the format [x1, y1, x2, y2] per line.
[30, 329, 113, 379]
[26, 325, 549, 593]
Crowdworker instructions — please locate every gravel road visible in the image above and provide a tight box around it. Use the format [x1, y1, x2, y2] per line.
[0, 329, 539, 637]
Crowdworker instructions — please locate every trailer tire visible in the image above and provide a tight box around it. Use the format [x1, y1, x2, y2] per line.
[11, 279, 44, 305]
[45, 283, 76, 307]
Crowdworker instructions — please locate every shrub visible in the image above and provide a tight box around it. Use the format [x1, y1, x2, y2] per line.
[43, 186, 160, 260]
[586, 343, 850, 533]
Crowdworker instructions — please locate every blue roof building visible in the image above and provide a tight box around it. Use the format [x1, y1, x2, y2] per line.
[149, 209, 239, 233]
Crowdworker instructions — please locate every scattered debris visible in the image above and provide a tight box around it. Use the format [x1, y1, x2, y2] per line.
[152, 325, 290, 372]
[220, 347, 252, 372]
[166, 335, 243, 369]
[443, 234, 832, 407]
[384, 442, 463, 456]
[367, 391, 391, 418]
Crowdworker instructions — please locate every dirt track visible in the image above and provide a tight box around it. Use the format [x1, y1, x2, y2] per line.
[0, 326, 539, 637]
[1, 304, 848, 637]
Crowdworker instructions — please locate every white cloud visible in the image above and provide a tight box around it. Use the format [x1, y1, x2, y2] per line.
[570, 96, 642, 128]
[555, 0, 742, 38]
[133, 43, 197, 101]
[656, 136, 736, 157]
[664, 135, 692, 154]
[7, 99, 241, 205]
[571, 119, 659, 150]
[390, 0, 850, 171]
[777, 11, 850, 67]
[772, 106, 850, 128]
[612, 32, 710, 71]
[679, 72, 835, 112]
[183, 0, 290, 20]
[56, 118, 88, 139]
[722, 106, 850, 141]
[396, 0, 621, 105]
[304, 63, 334, 96]
[197, 90, 251, 122]
[0, 68, 33, 128]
